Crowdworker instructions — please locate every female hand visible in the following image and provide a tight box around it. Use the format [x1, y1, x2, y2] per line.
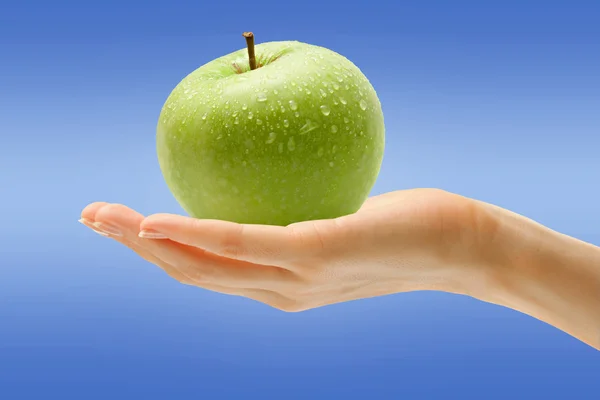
[79, 189, 490, 311]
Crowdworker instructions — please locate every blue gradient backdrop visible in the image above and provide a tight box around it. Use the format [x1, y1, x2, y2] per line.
[2, 0, 599, 398]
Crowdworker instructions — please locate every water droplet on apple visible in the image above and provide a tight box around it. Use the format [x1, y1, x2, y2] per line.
[330, 125, 338, 133]
[234, 118, 239, 124]
[278, 143, 284, 153]
[329, 161, 335, 167]
[294, 111, 300, 118]
[266, 132, 277, 144]
[287, 137, 296, 151]
[317, 147, 324, 157]
[289, 100, 298, 110]
[305, 89, 311, 94]
[332, 145, 338, 153]
[273, 89, 279, 94]
[359, 100, 368, 110]
[283, 119, 289, 128]
[333, 83, 340, 90]
[248, 111, 254, 119]
[242, 104, 248, 110]
[320, 105, 331, 116]
[339, 97, 347, 105]
[256, 119, 263, 125]
[256, 92, 268, 102]
[202, 113, 207, 120]
[344, 117, 350, 123]
[299, 120, 318, 135]
[319, 89, 327, 98]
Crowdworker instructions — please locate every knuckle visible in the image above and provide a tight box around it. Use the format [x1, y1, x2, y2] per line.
[287, 220, 339, 254]
[218, 224, 245, 258]
[184, 218, 205, 245]
[287, 224, 315, 250]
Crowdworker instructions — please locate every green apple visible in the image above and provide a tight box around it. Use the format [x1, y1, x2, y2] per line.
[157, 33, 385, 226]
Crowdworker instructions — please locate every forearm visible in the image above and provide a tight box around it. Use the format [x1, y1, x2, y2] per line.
[471, 202, 600, 350]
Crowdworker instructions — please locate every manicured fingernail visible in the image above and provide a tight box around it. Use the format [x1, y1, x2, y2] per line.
[93, 221, 123, 237]
[92, 229, 110, 236]
[138, 229, 168, 239]
[79, 218, 109, 236]
[79, 218, 93, 226]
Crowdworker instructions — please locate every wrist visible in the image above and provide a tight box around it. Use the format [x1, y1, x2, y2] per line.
[470, 201, 600, 349]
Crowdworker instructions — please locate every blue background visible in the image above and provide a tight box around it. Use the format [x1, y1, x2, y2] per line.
[2, 0, 599, 398]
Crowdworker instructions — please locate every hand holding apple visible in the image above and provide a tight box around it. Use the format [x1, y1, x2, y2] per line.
[80, 189, 486, 311]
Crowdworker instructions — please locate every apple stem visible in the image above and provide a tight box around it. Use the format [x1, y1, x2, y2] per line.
[243, 32, 257, 70]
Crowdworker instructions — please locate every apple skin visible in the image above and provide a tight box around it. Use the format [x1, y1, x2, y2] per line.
[157, 40, 385, 226]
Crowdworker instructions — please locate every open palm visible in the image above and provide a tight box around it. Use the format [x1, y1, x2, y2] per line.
[80, 189, 483, 311]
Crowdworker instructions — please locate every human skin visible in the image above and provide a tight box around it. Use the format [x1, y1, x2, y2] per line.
[79, 188, 600, 350]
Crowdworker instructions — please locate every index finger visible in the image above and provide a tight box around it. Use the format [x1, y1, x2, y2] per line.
[139, 214, 302, 266]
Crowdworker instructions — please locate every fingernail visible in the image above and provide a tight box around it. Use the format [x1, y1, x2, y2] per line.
[139, 229, 168, 239]
[93, 221, 123, 237]
[79, 218, 93, 226]
[79, 218, 109, 236]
